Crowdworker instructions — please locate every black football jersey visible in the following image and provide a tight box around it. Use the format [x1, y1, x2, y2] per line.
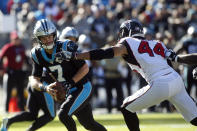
[31, 40, 88, 86]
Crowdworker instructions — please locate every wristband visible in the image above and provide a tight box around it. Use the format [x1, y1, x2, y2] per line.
[39, 85, 46, 92]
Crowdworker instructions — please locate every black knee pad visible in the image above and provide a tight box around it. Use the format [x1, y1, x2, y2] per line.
[191, 117, 197, 126]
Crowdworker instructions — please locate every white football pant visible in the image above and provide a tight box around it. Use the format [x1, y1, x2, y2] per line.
[123, 71, 197, 122]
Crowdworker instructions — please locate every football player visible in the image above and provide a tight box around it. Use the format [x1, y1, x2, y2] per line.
[59, 26, 79, 43]
[1, 68, 56, 131]
[29, 19, 106, 131]
[56, 19, 197, 131]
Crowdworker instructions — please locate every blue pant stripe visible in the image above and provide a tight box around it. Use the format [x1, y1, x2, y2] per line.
[43, 82, 55, 117]
[68, 82, 92, 116]
[43, 92, 55, 117]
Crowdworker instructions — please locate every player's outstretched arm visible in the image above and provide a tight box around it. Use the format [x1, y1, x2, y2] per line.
[165, 49, 197, 65]
[177, 53, 197, 65]
[55, 44, 127, 61]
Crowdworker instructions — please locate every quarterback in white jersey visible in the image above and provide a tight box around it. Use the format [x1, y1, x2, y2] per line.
[55, 19, 197, 131]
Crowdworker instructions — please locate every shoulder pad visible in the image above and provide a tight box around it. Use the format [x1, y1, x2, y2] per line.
[62, 40, 78, 52]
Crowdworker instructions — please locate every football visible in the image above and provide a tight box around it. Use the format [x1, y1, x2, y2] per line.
[53, 82, 66, 102]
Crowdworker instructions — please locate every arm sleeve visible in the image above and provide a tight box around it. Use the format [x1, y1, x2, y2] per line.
[89, 48, 114, 60]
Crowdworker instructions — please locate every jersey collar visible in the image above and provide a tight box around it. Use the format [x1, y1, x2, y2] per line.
[41, 44, 57, 64]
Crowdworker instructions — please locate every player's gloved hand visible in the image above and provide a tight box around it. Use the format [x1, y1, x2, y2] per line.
[55, 51, 76, 61]
[165, 49, 177, 61]
[62, 80, 75, 94]
[192, 67, 197, 80]
[62, 81, 72, 92]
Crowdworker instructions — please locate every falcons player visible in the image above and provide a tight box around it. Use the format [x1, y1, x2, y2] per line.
[56, 19, 197, 131]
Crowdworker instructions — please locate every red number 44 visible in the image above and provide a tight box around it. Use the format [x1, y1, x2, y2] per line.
[138, 41, 165, 57]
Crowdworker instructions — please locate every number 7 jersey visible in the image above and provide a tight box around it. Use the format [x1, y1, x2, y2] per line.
[30, 40, 88, 85]
[120, 37, 174, 83]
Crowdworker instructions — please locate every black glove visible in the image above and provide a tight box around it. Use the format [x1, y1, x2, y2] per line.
[62, 79, 75, 93]
[165, 49, 177, 61]
[55, 51, 76, 61]
[192, 67, 197, 80]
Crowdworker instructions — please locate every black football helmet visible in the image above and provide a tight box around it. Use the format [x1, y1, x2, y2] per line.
[118, 19, 144, 40]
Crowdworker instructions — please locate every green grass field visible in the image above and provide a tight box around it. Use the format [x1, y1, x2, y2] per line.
[1, 113, 196, 131]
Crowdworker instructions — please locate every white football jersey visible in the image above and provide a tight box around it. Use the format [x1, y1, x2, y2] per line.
[120, 37, 173, 83]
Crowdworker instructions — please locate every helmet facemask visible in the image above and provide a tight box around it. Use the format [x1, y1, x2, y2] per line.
[118, 28, 129, 41]
[37, 32, 57, 50]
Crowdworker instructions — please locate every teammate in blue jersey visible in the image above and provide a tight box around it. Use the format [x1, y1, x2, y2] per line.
[29, 19, 106, 131]
[1, 68, 56, 131]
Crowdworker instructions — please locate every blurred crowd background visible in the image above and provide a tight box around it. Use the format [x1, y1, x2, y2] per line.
[0, 0, 197, 113]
